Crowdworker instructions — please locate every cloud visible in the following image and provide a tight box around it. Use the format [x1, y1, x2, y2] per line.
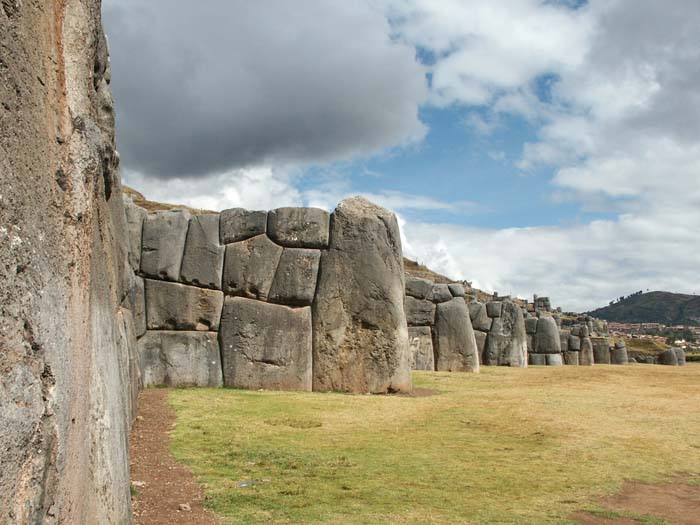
[103, 0, 428, 178]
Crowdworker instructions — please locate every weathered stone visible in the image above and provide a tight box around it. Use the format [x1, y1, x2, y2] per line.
[658, 348, 679, 366]
[121, 276, 146, 337]
[180, 213, 224, 289]
[268, 248, 320, 306]
[405, 277, 434, 300]
[592, 338, 611, 364]
[474, 330, 487, 357]
[560, 330, 570, 352]
[525, 317, 538, 335]
[580, 325, 590, 338]
[564, 351, 580, 366]
[534, 316, 562, 354]
[219, 208, 267, 244]
[527, 334, 534, 353]
[448, 283, 465, 297]
[486, 301, 503, 318]
[123, 196, 146, 272]
[312, 197, 411, 393]
[468, 302, 492, 332]
[674, 348, 686, 366]
[267, 207, 330, 248]
[482, 302, 527, 367]
[580, 338, 594, 366]
[137, 331, 222, 387]
[405, 296, 437, 326]
[529, 353, 547, 366]
[145, 279, 223, 331]
[611, 343, 628, 365]
[431, 284, 453, 303]
[546, 353, 564, 366]
[220, 297, 312, 391]
[570, 325, 581, 337]
[222, 234, 283, 300]
[568, 335, 582, 351]
[408, 326, 434, 371]
[140, 210, 191, 281]
[433, 298, 480, 373]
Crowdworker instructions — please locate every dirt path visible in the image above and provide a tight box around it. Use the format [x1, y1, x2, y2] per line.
[572, 477, 700, 524]
[129, 389, 220, 525]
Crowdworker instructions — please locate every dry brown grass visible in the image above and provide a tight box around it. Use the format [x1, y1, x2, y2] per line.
[123, 185, 216, 215]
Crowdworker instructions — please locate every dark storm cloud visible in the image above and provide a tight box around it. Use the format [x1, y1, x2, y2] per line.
[102, 0, 428, 179]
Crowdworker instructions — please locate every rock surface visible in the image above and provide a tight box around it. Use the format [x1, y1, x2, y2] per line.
[267, 207, 330, 248]
[433, 298, 480, 373]
[219, 208, 267, 244]
[431, 284, 453, 303]
[405, 296, 437, 326]
[123, 196, 146, 272]
[145, 280, 224, 331]
[592, 338, 611, 364]
[141, 210, 191, 281]
[138, 331, 223, 387]
[312, 197, 411, 393]
[483, 301, 527, 367]
[405, 277, 434, 300]
[222, 234, 283, 300]
[220, 297, 312, 391]
[268, 248, 321, 306]
[468, 302, 492, 332]
[534, 316, 562, 354]
[408, 326, 435, 371]
[180, 213, 224, 289]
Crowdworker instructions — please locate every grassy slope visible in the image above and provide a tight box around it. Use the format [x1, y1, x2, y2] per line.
[168, 366, 700, 525]
[588, 291, 700, 326]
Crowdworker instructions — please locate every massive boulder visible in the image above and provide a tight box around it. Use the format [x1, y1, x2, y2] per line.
[468, 302, 492, 332]
[610, 341, 629, 365]
[267, 207, 330, 248]
[138, 331, 223, 387]
[222, 234, 283, 300]
[580, 337, 594, 366]
[311, 197, 411, 393]
[483, 302, 527, 367]
[123, 196, 146, 272]
[408, 326, 435, 371]
[674, 348, 686, 366]
[431, 284, 453, 303]
[433, 298, 480, 373]
[268, 248, 321, 306]
[180, 213, 224, 289]
[534, 316, 562, 354]
[220, 297, 312, 391]
[140, 209, 191, 281]
[219, 208, 267, 244]
[145, 279, 223, 331]
[122, 276, 146, 337]
[405, 277, 434, 300]
[658, 348, 679, 366]
[592, 338, 611, 364]
[405, 296, 437, 326]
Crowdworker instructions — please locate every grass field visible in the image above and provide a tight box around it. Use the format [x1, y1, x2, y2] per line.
[168, 365, 700, 524]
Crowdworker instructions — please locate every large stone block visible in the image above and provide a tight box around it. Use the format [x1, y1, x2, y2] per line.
[405, 276, 434, 300]
[560, 330, 570, 352]
[220, 297, 312, 390]
[312, 197, 411, 393]
[658, 348, 679, 366]
[580, 337, 594, 366]
[610, 342, 628, 365]
[140, 210, 191, 281]
[568, 335, 582, 351]
[486, 301, 503, 318]
[219, 208, 267, 244]
[180, 213, 224, 289]
[433, 297, 480, 373]
[405, 296, 436, 326]
[222, 234, 283, 300]
[674, 348, 686, 366]
[525, 317, 538, 335]
[529, 353, 546, 366]
[474, 330, 487, 357]
[482, 302, 527, 367]
[268, 248, 320, 306]
[546, 353, 563, 366]
[468, 302, 491, 332]
[564, 351, 580, 366]
[138, 331, 222, 387]
[592, 338, 611, 364]
[408, 326, 435, 371]
[145, 279, 223, 331]
[123, 196, 146, 272]
[121, 276, 146, 337]
[267, 207, 330, 248]
[448, 283, 466, 297]
[431, 284, 453, 303]
[534, 316, 562, 354]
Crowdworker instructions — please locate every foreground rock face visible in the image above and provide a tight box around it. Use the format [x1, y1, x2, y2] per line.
[1, 2, 136, 521]
[312, 197, 412, 393]
[145, 279, 223, 331]
[220, 297, 312, 391]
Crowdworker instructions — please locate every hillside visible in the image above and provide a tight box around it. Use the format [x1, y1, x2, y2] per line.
[588, 291, 700, 326]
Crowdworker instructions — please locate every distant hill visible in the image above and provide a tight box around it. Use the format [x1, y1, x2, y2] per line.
[587, 291, 700, 326]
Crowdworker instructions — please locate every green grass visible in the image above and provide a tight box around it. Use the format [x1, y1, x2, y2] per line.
[168, 365, 700, 524]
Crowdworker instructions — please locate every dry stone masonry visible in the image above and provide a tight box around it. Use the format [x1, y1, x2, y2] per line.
[123, 197, 413, 394]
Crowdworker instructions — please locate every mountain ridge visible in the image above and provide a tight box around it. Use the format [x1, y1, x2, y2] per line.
[587, 291, 700, 326]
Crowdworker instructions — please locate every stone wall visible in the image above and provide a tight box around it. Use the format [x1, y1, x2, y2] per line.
[124, 196, 412, 394]
[1, 2, 138, 522]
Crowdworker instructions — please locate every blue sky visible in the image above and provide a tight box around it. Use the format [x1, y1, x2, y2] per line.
[104, 0, 700, 311]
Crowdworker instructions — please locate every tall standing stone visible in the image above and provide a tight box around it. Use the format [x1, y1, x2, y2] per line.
[408, 326, 435, 371]
[433, 298, 480, 373]
[140, 210, 191, 281]
[180, 213, 224, 289]
[580, 337, 594, 366]
[610, 341, 629, 365]
[534, 316, 562, 354]
[483, 302, 527, 367]
[312, 197, 411, 393]
[592, 338, 611, 364]
[123, 196, 146, 272]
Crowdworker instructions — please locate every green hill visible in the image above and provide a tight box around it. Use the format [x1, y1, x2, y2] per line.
[587, 291, 700, 326]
